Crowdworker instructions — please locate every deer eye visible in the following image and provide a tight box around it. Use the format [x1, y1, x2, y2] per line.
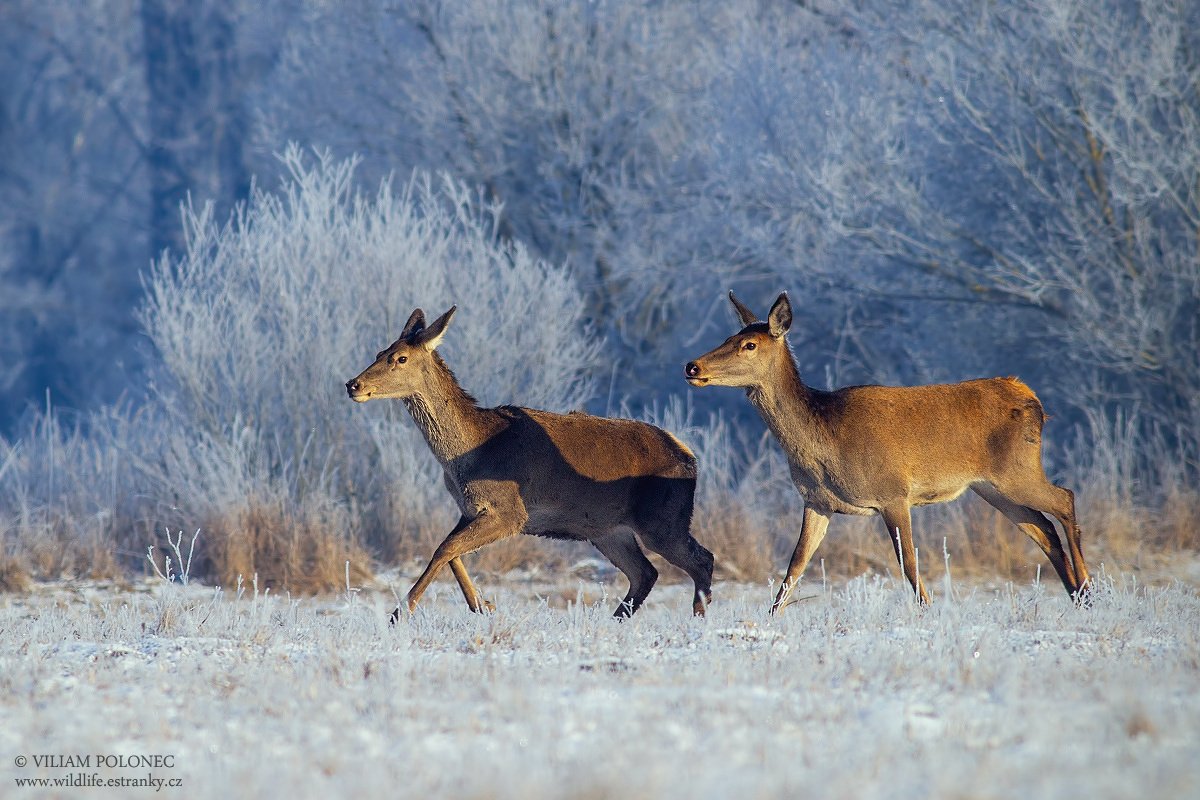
[397, 356, 407, 364]
[743, 341, 756, 351]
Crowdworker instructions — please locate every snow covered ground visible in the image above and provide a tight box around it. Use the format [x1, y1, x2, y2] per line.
[2, 570, 1197, 799]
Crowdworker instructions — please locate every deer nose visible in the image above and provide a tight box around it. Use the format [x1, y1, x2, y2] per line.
[685, 362, 701, 378]
[346, 379, 361, 395]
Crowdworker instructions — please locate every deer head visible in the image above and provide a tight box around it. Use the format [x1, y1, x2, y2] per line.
[684, 291, 793, 389]
[346, 306, 456, 402]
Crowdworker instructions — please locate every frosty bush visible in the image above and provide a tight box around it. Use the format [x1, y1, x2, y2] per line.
[131, 148, 600, 588]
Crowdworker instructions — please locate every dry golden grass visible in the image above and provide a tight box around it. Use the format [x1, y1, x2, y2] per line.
[1071, 483, 1200, 580]
[1160, 486, 1200, 550]
[4, 472, 1193, 599]
[2, 514, 121, 586]
[195, 505, 372, 594]
[0, 551, 32, 592]
[693, 496, 779, 584]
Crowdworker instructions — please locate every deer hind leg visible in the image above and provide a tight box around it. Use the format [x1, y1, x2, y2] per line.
[633, 478, 714, 616]
[771, 506, 831, 614]
[988, 476, 1091, 602]
[397, 505, 524, 621]
[593, 530, 658, 618]
[638, 524, 715, 617]
[879, 503, 930, 605]
[1047, 484, 1091, 600]
[972, 484, 1076, 595]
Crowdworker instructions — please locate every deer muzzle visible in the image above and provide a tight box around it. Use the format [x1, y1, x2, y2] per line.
[684, 362, 710, 386]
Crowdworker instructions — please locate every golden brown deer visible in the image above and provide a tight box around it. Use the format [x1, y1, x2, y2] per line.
[347, 305, 714, 621]
[685, 291, 1091, 612]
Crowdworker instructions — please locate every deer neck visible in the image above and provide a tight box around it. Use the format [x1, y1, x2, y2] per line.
[746, 351, 828, 462]
[402, 355, 494, 466]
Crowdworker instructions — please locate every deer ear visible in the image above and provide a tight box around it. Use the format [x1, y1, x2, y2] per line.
[416, 305, 456, 350]
[767, 292, 792, 338]
[400, 308, 426, 340]
[728, 290, 760, 327]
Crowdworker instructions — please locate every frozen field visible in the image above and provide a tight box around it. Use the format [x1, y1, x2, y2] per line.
[2, 570, 1198, 799]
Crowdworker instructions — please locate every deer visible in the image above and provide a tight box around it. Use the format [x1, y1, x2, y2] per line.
[346, 305, 714, 622]
[685, 291, 1092, 613]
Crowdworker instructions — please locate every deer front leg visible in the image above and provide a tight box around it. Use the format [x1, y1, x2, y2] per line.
[879, 503, 930, 605]
[421, 514, 496, 614]
[392, 558, 490, 624]
[771, 506, 831, 614]
[394, 503, 525, 621]
[448, 557, 495, 613]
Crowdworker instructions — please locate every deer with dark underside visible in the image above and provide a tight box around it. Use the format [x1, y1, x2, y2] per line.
[685, 291, 1092, 613]
[347, 305, 714, 622]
